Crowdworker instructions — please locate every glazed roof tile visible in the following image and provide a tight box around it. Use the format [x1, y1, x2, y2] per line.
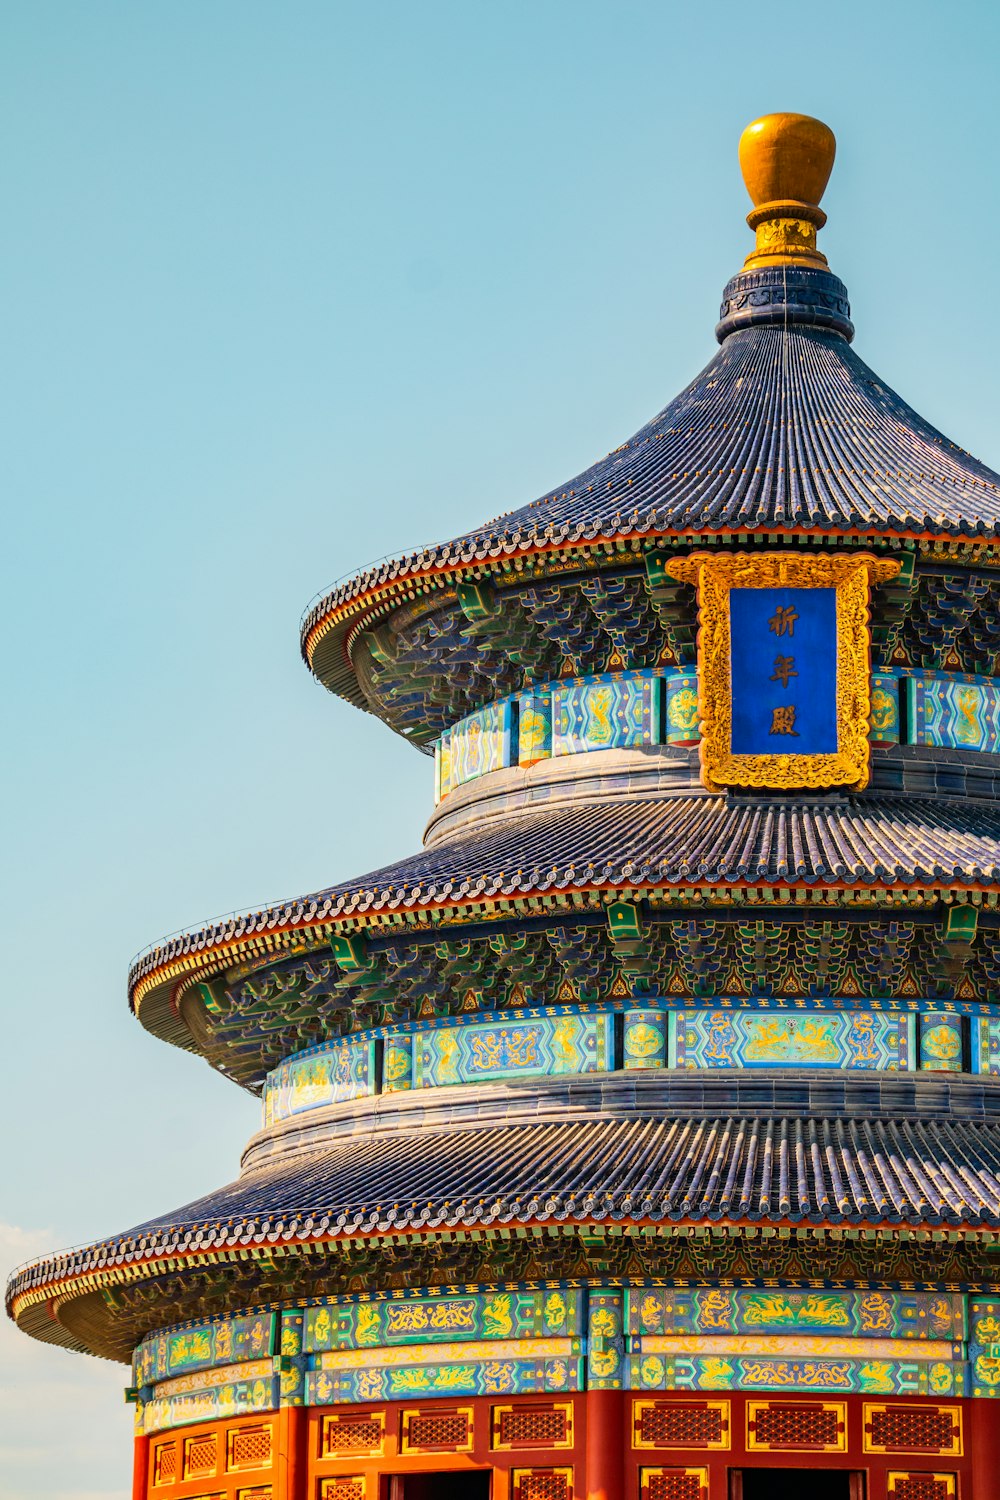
[130, 1113, 1000, 1229]
[10, 1112, 1000, 1320]
[455, 325, 1000, 543]
[302, 315, 1000, 662]
[130, 791, 1000, 1001]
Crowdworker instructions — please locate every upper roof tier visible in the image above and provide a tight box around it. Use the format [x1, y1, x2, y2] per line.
[301, 114, 1000, 723]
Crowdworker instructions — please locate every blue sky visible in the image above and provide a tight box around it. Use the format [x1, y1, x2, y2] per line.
[3, 2, 1000, 1495]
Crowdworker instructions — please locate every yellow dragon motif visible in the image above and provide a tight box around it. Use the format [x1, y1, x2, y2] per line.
[482, 1294, 514, 1338]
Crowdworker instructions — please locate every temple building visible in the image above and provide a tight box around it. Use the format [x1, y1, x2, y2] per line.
[11, 112, 1000, 1500]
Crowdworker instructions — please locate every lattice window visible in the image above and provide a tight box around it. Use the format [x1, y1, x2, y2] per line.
[748, 1400, 847, 1452]
[321, 1413, 384, 1456]
[634, 1400, 729, 1450]
[319, 1481, 366, 1500]
[153, 1443, 177, 1484]
[640, 1468, 709, 1500]
[228, 1426, 272, 1471]
[236, 1489, 272, 1500]
[866, 1405, 962, 1455]
[184, 1435, 218, 1478]
[887, 1476, 956, 1500]
[402, 1407, 472, 1452]
[512, 1468, 573, 1500]
[494, 1403, 572, 1449]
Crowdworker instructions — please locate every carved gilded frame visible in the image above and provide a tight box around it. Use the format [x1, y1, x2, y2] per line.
[667, 552, 900, 792]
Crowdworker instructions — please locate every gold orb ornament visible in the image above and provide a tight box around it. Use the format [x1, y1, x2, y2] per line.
[737, 112, 836, 269]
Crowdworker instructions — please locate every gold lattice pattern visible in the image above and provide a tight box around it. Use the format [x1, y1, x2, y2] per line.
[748, 1400, 847, 1452]
[321, 1415, 384, 1455]
[640, 1467, 709, 1500]
[635, 1400, 729, 1449]
[319, 1480, 367, 1500]
[184, 1436, 218, 1477]
[404, 1409, 471, 1451]
[235, 1489, 271, 1500]
[866, 1405, 962, 1455]
[496, 1404, 572, 1448]
[228, 1427, 272, 1470]
[887, 1476, 956, 1500]
[153, 1443, 177, 1483]
[513, 1467, 573, 1500]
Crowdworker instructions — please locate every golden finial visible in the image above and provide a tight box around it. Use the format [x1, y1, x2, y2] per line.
[738, 112, 836, 269]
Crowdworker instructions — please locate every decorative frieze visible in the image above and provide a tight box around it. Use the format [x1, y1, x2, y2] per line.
[630, 1348, 964, 1398]
[264, 1038, 375, 1126]
[259, 996, 996, 1124]
[623, 1010, 668, 1071]
[436, 698, 514, 799]
[626, 1289, 966, 1343]
[919, 1013, 964, 1072]
[306, 1339, 583, 1405]
[905, 671, 1000, 755]
[412, 1011, 612, 1089]
[432, 661, 1000, 807]
[551, 671, 662, 757]
[668, 1009, 915, 1070]
[131, 1284, 983, 1434]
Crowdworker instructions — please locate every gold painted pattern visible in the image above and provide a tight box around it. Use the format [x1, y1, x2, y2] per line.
[637, 1335, 954, 1361]
[154, 1359, 274, 1399]
[315, 1336, 574, 1370]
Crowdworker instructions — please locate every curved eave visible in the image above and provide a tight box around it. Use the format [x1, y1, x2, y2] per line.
[128, 791, 1000, 1058]
[7, 1215, 956, 1362]
[11, 1104, 1000, 1358]
[302, 526, 1000, 709]
[300, 315, 1000, 708]
[10, 1217, 994, 1357]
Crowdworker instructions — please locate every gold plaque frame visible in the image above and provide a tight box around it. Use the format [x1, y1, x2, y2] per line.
[667, 552, 900, 792]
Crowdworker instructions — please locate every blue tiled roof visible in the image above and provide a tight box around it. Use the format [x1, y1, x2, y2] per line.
[454, 325, 1000, 545]
[11, 1106, 1000, 1309]
[124, 1112, 1000, 1230]
[302, 289, 1000, 651]
[126, 792, 1000, 1016]
[11, 1075, 1000, 1354]
[269, 792, 1000, 911]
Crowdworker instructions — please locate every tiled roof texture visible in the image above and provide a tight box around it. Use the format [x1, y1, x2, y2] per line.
[301, 320, 1000, 655]
[456, 326, 1000, 542]
[298, 792, 1000, 898]
[10, 1112, 1000, 1318]
[129, 791, 1000, 1001]
[118, 1114, 1000, 1229]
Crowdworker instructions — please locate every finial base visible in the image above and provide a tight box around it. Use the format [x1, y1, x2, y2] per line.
[716, 265, 854, 344]
[743, 200, 829, 268]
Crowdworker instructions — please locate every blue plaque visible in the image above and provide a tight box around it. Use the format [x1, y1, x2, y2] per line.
[729, 586, 838, 755]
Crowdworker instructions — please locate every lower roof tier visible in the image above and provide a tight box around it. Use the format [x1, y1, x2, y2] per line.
[11, 1072, 1000, 1360]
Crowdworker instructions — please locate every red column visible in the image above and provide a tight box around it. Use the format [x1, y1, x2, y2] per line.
[131, 1433, 150, 1500]
[586, 1389, 626, 1500]
[278, 1404, 308, 1500]
[969, 1397, 1000, 1499]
